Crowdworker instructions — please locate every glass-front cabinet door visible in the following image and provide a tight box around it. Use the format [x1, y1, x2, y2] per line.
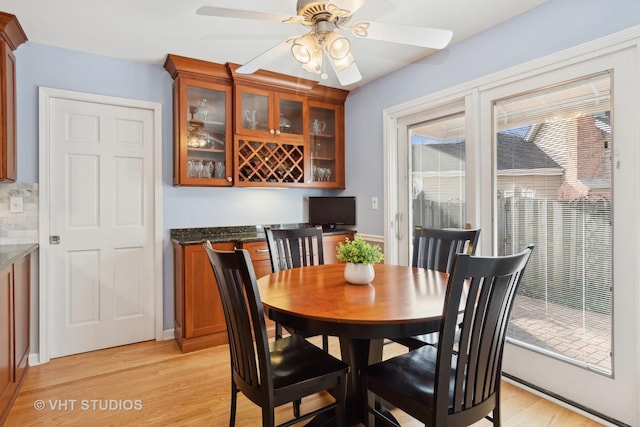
[309, 101, 344, 188]
[174, 78, 232, 186]
[236, 85, 305, 140]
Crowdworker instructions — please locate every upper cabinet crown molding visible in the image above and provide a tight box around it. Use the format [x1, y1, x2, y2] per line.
[164, 54, 231, 84]
[0, 12, 27, 51]
[226, 62, 316, 94]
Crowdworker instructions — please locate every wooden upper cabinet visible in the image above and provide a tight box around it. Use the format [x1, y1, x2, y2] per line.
[165, 56, 348, 188]
[0, 12, 27, 183]
[235, 85, 307, 140]
[309, 100, 345, 188]
[164, 54, 233, 186]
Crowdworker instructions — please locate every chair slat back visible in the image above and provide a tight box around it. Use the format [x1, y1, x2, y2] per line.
[434, 245, 534, 425]
[412, 227, 481, 273]
[203, 242, 273, 395]
[265, 226, 325, 272]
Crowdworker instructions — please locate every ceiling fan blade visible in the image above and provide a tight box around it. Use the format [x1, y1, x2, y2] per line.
[236, 40, 292, 74]
[357, 21, 453, 49]
[329, 59, 362, 86]
[196, 6, 291, 23]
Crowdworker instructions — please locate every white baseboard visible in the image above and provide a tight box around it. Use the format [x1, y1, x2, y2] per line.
[356, 233, 384, 244]
[28, 330, 176, 367]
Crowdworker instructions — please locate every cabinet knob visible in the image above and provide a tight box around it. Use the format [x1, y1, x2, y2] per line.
[227, 177, 232, 182]
[275, 129, 281, 135]
[269, 129, 275, 135]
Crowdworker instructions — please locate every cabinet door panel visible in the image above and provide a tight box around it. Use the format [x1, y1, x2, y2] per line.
[240, 89, 270, 133]
[184, 243, 233, 338]
[0, 44, 17, 182]
[276, 94, 305, 138]
[13, 254, 29, 378]
[309, 101, 344, 188]
[0, 265, 13, 412]
[173, 78, 232, 186]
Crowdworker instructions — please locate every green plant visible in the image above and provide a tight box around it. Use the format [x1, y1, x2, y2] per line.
[336, 236, 384, 264]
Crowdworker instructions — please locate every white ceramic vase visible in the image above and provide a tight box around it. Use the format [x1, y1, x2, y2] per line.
[344, 262, 375, 285]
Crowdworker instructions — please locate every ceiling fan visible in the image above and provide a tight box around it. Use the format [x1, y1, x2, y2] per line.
[197, 0, 453, 86]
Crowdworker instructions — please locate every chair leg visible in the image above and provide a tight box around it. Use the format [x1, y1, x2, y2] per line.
[229, 381, 237, 427]
[293, 399, 301, 417]
[493, 383, 502, 426]
[362, 378, 371, 427]
[262, 406, 275, 427]
[322, 335, 329, 352]
[335, 375, 347, 427]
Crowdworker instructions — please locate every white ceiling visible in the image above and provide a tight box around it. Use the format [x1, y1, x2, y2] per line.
[3, 0, 547, 89]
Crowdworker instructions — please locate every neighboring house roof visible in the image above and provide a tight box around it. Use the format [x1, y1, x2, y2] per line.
[412, 133, 562, 172]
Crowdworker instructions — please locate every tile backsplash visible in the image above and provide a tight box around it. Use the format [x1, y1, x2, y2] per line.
[0, 182, 38, 245]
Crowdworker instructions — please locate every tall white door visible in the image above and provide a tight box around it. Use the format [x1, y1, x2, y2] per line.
[46, 93, 156, 358]
[386, 45, 638, 425]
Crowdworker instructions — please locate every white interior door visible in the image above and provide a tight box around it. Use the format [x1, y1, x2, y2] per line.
[45, 92, 157, 358]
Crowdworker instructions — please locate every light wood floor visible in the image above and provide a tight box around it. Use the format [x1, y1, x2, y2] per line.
[5, 338, 602, 426]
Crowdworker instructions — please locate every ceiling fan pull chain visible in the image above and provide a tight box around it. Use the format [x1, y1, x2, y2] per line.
[320, 50, 329, 80]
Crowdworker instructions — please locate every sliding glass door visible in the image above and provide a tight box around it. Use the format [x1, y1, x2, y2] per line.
[390, 44, 638, 425]
[395, 98, 477, 263]
[480, 47, 637, 424]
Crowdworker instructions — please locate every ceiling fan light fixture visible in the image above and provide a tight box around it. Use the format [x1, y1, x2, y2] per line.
[291, 33, 318, 64]
[302, 51, 323, 74]
[325, 31, 351, 60]
[332, 52, 355, 72]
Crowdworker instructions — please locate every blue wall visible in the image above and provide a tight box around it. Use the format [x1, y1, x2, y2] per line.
[13, 0, 640, 331]
[15, 44, 336, 330]
[345, 0, 640, 236]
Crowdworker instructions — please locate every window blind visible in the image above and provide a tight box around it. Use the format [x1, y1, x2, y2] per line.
[497, 72, 612, 374]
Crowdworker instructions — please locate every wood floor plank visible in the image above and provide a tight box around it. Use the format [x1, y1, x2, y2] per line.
[5, 338, 603, 426]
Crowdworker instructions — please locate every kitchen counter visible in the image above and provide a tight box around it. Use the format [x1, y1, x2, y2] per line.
[171, 224, 355, 245]
[0, 244, 38, 270]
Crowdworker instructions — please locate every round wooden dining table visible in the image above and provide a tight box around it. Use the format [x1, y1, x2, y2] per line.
[256, 263, 454, 425]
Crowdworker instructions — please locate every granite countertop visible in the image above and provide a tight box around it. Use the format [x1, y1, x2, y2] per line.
[0, 244, 39, 270]
[171, 224, 355, 245]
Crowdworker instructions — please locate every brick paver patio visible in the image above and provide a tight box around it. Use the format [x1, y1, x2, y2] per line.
[507, 295, 612, 371]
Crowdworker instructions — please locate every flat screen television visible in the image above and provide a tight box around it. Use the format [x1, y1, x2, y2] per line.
[308, 196, 356, 230]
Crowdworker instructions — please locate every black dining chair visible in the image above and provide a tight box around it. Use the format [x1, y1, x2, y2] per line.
[264, 226, 329, 352]
[361, 245, 534, 427]
[203, 241, 349, 427]
[391, 226, 481, 350]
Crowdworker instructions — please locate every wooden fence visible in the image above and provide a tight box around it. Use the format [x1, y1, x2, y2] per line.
[413, 194, 612, 314]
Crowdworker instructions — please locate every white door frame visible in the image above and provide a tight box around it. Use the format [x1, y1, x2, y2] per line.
[37, 87, 163, 365]
[383, 28, 640, 426]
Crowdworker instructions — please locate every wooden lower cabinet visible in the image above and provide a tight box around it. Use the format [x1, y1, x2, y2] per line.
[0, 252, 30, 425]
[322, 233, 352, 264]
[173, 241, 234, 353]
[0, 264, 13, 423]
[173, 233, 353, 353]
[241, 240, 272, 279]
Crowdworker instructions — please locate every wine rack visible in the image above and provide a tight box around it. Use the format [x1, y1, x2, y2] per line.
[235, 138, 305, 185]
